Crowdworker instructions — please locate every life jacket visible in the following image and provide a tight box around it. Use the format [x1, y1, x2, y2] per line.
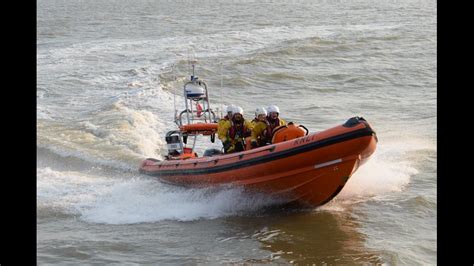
[265, 117, 282, 140]
[251, 118, 259, 127]
[228, 120, 250, 141]
[217, 115, 232, 142]
[251, 118, 269, 143]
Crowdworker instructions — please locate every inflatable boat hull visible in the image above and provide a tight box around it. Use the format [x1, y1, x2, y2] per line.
[139, 118, 377, 207]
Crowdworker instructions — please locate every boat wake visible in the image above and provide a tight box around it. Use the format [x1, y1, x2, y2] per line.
[37, 167, 287, 225]
[37, 143, 417, 226]
[327, 136, 433, 209]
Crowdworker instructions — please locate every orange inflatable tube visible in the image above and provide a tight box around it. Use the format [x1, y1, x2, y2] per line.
[271, 123, 308, 144]
[179, 123, 218, 135]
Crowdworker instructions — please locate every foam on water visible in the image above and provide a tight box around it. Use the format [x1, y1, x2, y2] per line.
[37, 167, 117, 212]
[37, 167, 285, 225]
[80, 184, 285, 224]
[337, 136, 434, 202]
[315, 135, 434, 215]
[37, 102, 166, 171]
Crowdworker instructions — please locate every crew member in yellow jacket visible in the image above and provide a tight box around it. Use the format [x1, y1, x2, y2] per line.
[250, 107, 270, 148]
[221, 106, 253, 153]
[217, 105, 234, 148]
[264, 105, 287, 143]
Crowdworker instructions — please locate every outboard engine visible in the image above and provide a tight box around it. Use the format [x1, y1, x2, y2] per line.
[165, 131, 182, 156]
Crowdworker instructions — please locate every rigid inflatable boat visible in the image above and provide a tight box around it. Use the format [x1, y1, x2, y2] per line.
[139, 64, 377, 207]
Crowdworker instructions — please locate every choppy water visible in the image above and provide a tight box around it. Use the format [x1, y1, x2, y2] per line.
[37, 0, 436, 264]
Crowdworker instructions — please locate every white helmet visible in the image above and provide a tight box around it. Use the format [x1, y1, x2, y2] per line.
[233, 106, 244, 116]
[267, 105, 280, 114]
[225, 105, 235, 114]
[255, 107, 267, 117]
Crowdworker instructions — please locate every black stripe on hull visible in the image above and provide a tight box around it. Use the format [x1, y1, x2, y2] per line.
[141, 126, 375, 176]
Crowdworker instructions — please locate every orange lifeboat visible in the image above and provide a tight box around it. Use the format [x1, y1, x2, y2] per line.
[139, 116, 377, 207]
